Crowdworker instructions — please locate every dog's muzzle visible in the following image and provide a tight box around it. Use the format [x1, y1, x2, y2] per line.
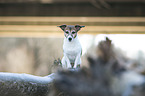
[68, 37, 72, 42]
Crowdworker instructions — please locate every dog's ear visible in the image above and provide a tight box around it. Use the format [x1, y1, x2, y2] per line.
[75, 25, 85, 31]
[57, 24, 67, 31]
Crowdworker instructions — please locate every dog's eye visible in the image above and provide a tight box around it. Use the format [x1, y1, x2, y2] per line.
[72, 32, 75, 34]
[65, 31, 69, 34]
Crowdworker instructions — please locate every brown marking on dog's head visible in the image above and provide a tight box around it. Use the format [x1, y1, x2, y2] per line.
[58, 24, 85, 42]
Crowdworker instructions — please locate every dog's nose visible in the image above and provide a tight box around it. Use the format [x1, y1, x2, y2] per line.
[68, 37, 72, 41]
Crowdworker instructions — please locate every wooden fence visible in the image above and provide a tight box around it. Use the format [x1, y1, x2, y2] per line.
[0, 17, 145, 37]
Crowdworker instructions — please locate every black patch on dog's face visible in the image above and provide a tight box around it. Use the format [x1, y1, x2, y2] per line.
[58, 25, 85, 39]
[64, 25, 77, 39]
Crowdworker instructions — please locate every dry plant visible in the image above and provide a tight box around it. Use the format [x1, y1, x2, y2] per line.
[50, 37, 127, 96]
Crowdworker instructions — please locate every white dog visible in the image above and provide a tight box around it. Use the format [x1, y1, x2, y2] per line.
[58, 24, 85, 69]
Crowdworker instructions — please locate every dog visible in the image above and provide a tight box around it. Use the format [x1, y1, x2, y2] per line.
[58, 24, 85, 69]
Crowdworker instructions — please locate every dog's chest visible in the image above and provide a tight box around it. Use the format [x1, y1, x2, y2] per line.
[64, 42, 81, 54]
[63, 39, 82, 61]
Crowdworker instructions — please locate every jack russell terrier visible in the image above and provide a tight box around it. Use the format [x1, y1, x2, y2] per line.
[58, 24, 85, 69]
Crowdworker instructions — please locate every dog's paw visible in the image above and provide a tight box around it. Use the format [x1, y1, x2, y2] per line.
[73, 64, 80, 69]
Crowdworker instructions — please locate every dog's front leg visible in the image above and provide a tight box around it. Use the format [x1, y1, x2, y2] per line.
[74, 54, 81, 68]
[62, 54, 72, 69]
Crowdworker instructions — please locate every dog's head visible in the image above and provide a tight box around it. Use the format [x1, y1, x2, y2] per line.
[58, 24, 85, 42]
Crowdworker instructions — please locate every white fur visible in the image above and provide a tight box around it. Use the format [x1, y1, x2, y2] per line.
[62, 36, 82, 69]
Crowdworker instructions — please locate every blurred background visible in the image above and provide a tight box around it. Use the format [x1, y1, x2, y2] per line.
[0, 0, 145, 76]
